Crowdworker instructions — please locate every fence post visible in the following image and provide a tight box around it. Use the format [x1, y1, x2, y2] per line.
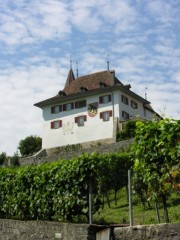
[128, 170, 133, 226]
[89, 181, 92, 224]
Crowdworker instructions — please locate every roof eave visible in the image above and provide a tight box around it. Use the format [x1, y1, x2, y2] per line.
[34, 85, 150, 109]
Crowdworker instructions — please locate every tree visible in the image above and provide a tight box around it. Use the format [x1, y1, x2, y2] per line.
[132, 118, 180, 223]
[9, 152, 20, 166]
[0, 152, 7, 166]
[18, 135, 42, 156]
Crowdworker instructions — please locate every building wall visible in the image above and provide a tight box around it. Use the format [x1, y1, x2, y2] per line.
[42, 94, 114, 149]
[41, 90, 155, 149]
[113, 90, 155, 121]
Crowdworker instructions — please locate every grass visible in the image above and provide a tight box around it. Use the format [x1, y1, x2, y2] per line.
[93, 188, 180, 225]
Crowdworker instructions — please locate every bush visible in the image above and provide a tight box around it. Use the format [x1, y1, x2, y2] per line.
[117, 120, 138, 141]
[18, 135, 42, 156]
[0, 152, 7, 166]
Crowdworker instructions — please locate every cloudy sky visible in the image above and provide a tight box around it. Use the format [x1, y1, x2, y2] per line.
[0, 0, 180, 155]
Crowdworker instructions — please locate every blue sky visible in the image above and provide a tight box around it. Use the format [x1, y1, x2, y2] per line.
[0, 0, 180, 155]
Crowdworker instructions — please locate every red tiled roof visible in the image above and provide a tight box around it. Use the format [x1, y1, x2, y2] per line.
[63, 70, 121, 95]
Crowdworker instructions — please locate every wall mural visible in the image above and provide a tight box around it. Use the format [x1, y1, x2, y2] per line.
[88, 102, 98, 117]
[63, 121, 74, 135]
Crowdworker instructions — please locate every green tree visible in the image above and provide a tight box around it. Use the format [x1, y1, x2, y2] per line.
[18, 135, 42, 156]
[0, 152, 7, 166]
[132, 118, 180, 223]
[9, 152, 20, 167]
[117, 119, 140, 141]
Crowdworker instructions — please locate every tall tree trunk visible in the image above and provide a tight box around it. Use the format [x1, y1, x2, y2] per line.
[101, 193, 105, 209]
[106, 191, 111, 208]
[161, 194, 169, 223]
[114, 190, 118, 205]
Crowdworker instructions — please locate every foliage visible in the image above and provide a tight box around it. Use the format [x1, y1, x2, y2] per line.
[0, 152, 7, 166]
[9, 152, 20, 167]
[97, 152, 133, 206]
[0, 152, 131, 222]
[132, 118, 180, 222]
[93, 188, 180, 225]
[117, 120, 139, 141]
[18, 135, 42, 156]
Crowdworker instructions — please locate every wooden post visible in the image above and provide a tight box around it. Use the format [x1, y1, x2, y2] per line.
[89, 181, 92, 224]
[128, 170, 133, 226]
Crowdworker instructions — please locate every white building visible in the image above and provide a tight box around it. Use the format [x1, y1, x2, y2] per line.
[35, 69, 158, 150]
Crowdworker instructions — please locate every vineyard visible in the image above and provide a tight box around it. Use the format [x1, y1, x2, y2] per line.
[0, 118, 179, 224]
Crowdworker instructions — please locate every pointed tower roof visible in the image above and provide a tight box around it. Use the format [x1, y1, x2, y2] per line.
[64, 69, 75, 88]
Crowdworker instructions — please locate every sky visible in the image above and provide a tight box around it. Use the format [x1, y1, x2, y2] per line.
[0, 0, 180, 155]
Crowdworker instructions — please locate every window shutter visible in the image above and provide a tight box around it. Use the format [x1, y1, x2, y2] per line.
[108, 95, 112, 102]
[99, 96, 103, 104]
[84, 115, 87, 122]
[83, 100, 86, 107]
[63, 104, 66, 111]
[75, 102, 78, 109]
[75, 117, 78, 123]
[100, 112, 103, 119]
[59, 120, 62, 128]
[122, 111, 124, 117]
[51, 122, 54, 129]
[71, 102, 74, 109]
[51, 107, 54, 114]
[109, 110, 112, 117]
[59, 105, 62, 112]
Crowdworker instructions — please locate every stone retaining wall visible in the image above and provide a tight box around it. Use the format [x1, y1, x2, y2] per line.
[19, 139, 133, 166]
[0, 219, 179, 240]
[113, 223, 180, 240]
[0, 219, 104, 240]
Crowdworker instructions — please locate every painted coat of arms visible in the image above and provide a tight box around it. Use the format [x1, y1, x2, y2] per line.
[88, 102, 98, 117]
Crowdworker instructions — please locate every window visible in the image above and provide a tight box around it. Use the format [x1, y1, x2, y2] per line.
[80, 87, 88, 92]
[75, 115, 87, 126]
[100, 110, 112, 121]
[99, 94, 111, 104]
[99, 82, 107, 88]
[131, 100, 138, 109]
[121, 95, 129, 105]
[51, 105, 62, 114]
[51, 120, 62, 129]
[63, 102, 74, 111]
[122, 111, 129, 120]
[75, 100, 86, 109]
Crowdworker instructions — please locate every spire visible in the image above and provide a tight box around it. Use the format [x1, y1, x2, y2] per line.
[76, 61, 79, 78]
[107, 54, 110, 71]
[64, 68, 75, 88]
[145, 87, 148, 100]
[64, 56, 75, 88]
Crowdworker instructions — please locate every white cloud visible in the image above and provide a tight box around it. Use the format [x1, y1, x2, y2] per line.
[0, 0, 71, 47]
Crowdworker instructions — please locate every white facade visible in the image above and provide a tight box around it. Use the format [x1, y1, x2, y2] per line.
[40, 90, 155, 149]
[35, 69, 158, 150]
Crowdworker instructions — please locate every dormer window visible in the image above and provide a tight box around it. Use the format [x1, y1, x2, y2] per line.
[80, 87, 88, 92]
[58, 90, 66, 97]
[99, 82, 107, 88]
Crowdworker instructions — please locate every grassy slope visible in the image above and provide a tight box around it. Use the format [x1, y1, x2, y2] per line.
[93, 188, 180, 225]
